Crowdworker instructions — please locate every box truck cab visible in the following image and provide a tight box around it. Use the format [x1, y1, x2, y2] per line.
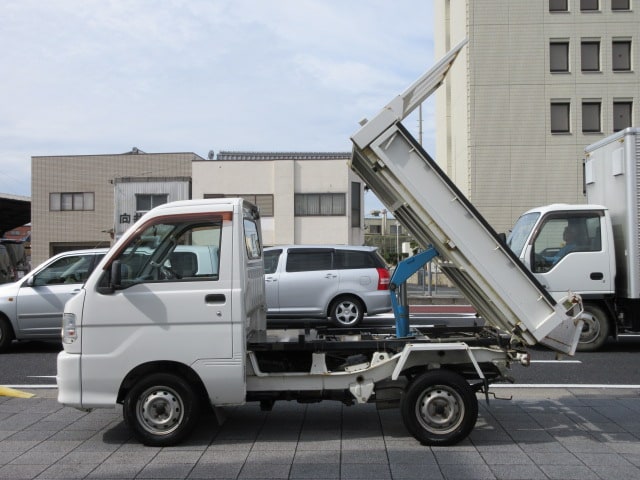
[508, 204, 615, 350]
[508, 127, 640, 351]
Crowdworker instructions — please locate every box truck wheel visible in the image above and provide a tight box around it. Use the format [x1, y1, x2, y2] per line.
[401, 369, 478, 446]
[123, 373, 201, 446]
[577, 303, 610, 352]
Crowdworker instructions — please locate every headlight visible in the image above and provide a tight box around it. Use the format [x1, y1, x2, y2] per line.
[62, 313, 77, 344]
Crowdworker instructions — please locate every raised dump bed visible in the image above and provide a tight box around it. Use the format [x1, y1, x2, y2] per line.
[350, 40, 582, 355]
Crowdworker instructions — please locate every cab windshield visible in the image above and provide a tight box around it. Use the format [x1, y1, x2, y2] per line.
[506, 212, 540, 257]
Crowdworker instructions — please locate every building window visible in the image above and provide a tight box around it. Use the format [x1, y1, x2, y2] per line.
[582, 101, 602, 133]
[294, 193, 346, 216]
[550, 42, 570, 72]
[368, 225, 382, 234]
[549, 0, 568, 11]
[581, 41, 600, 71]
[390, 224, 403, 235]
[580, 0, 599, 10]
[551, 102, 571, 133]
[49, 192, 95, 211]
[204, 194, 274, 216]
[136, 194, 168, 213]
[612, 41, 632, 71]
[351, 182, 361, 228]
[613, 101, 632, 131]
[611, 0, 630, 10]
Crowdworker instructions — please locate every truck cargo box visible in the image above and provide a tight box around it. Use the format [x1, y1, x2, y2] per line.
[585, 127, 640, 300]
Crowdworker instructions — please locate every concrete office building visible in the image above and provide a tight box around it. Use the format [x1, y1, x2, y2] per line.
[192, 152, 364, 247]
[435, 0, 640, 231]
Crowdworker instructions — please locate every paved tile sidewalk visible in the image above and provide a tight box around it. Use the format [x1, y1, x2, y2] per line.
[1, 387, 640, 479]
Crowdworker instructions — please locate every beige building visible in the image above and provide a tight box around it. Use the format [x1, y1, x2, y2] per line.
[435, 0, 640, 231]
[192, 152, 364, 247]
[31, 151, 196, 266]
[31, 150, 363, 265]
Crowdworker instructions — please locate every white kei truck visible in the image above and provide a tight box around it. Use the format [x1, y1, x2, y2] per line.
[57, 40, 583, 447]
[507, 127, 640, 351]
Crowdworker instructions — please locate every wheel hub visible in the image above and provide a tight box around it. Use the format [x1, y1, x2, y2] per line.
[417, 387, 463, 434]
[138, 389, 183, 434]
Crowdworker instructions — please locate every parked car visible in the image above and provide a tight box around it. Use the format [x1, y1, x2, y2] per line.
[0, 248, 107, 351]
[264, 245, 391, 327]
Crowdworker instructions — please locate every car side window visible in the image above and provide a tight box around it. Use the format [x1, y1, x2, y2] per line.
[264, 250, 282, 274]
[286, 250, 332, 272]
[334, 250, 376, 269]
[32, 254, 94, 286]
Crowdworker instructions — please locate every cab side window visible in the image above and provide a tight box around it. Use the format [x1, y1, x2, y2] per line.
[113, 218, 222, 287]
[532, 214, 601, 273]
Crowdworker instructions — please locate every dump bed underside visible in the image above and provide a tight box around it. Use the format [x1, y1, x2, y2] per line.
[349, 41, 582, 355]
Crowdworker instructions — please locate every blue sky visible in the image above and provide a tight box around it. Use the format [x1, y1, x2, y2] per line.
[0, 0, 435, 213]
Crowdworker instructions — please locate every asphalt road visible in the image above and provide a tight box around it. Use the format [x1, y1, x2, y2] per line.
[2, 313, 640, 387]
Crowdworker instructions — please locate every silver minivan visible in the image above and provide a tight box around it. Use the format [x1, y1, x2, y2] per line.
[264, 245, 391, 327]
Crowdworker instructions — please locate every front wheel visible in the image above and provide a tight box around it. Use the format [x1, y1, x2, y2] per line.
[330, 296, 364, 327]
[123, 373, 201, 446]
[401, 370, 478, 446]
[576, 303, 610, 352]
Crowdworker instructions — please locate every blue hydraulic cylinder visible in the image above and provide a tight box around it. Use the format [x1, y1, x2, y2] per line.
[390, 247, 439, 337]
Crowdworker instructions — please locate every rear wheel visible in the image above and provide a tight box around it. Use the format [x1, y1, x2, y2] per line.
[401, 369, 478, 446]
[0, 316, 14, 352]
[330, 296, 364, 327]
[576, 303, 610, 352]
[123, 373, 201, 446]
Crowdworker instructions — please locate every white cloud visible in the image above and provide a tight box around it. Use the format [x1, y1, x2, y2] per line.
[0, 0, 435, 203]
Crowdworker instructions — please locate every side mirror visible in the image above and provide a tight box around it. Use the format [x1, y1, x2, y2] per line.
[97, 260, 122, 295]
[497, 232, 507, 244]
[26, 275, 35, 287]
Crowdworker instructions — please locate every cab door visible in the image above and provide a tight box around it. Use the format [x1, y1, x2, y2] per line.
[528, 212, 613, 295]
[78, 214, 236, 406]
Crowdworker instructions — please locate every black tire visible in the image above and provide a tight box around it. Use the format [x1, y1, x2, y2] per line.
[330, 296, 364, 327]
[576, 303, 610, 352]
[123, 373, 201, 446]
[401, 369, 478, 446]
[0, 316, 14, 353]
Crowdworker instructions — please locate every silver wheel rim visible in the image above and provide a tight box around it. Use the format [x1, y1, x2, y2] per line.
[580, 312, 601, 345]
[415, 384, 464, 435]
[335, 301, 359, 326]
[136, 386, 184, 436]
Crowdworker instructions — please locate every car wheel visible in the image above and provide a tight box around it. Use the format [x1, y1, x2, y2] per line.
[123, 373, 201, 446]
[576, 303, 610, 352]
[401, 369, 478, 446]
[330, 296, 364, 327]
[0, 316, 14, 352]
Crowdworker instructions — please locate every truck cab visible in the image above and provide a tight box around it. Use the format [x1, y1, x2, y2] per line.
[508, 204, 616, 350]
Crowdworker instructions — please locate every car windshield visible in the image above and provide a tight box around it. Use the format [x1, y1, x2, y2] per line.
[506, 212, 540, 257]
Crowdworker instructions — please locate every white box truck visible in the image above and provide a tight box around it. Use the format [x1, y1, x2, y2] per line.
[57, 41, 582, 447]
[507, 127, 640, 351]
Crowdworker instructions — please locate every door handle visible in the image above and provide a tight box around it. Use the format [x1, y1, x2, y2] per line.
[590, 272, 604, 280]
[205, 294, 226, 304]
